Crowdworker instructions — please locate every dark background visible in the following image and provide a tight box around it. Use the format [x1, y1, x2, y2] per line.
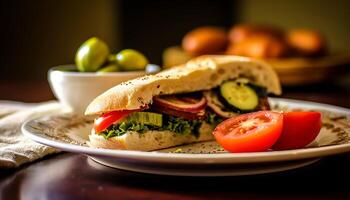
[0, 0, 349, 101]
[1, 2, 350, 199]
[0, 0, 236, 81]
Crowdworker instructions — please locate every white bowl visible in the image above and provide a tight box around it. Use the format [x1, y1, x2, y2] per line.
[48, 65, 153, 114]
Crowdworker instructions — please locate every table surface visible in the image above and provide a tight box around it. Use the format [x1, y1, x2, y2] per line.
[1, 81, 350, 200]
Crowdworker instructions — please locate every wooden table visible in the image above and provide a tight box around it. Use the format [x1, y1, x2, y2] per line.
[1, 81, 350, 200]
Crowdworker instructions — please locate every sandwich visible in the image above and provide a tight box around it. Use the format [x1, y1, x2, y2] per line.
[85, 55, 281, 151]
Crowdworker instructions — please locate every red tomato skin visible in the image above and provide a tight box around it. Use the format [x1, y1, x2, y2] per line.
[213, 111, 283, 153]
[93, 110, 133, 133]
[272, 112, 322, 150]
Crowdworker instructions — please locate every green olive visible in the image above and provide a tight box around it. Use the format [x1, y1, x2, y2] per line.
[97, 64, 120, 73]
[116, 49, 149, 71]
[75, 37, 110, 72]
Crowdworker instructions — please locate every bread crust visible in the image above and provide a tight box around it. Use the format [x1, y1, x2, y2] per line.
[88, 123, 214, 151]
[85, 55, 281, 115]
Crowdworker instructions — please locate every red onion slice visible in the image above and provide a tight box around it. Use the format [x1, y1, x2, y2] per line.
[153, 95, 207, 113]
[203, 91, 238, 119]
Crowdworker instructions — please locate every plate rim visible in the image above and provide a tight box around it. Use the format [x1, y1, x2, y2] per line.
[22, 97, 350, 164]
[88, 156, 320, 176]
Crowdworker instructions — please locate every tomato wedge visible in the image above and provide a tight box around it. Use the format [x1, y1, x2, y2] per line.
[272, 111, 322, 150]
[213, 111, 283, 152]
[94, 110, 133, 133]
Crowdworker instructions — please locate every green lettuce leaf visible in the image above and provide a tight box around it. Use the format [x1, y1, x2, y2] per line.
[100, 112, 222, 139]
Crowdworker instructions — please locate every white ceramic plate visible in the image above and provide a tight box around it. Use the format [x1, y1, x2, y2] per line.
[22, 98, 350, 176]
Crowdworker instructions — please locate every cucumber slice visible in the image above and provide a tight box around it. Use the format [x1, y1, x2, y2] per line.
[125, 112, 163, 127]
[220, 81, 259, 111]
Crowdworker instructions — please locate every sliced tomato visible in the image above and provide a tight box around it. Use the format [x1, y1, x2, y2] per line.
[93, 110, 133, 133]
[213, 111, 283, 152]
[272, 111, 322, 150]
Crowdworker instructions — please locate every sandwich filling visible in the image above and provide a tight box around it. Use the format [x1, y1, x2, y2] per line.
[94, 78, 270, 139]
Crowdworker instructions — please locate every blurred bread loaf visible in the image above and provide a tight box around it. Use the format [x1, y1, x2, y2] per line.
[226, 35, 288, 58]
[164, 24, 329, 66]
[182, 26, 227, 56]
[286, 29, 327, 57]
[228, 24, 284, 44]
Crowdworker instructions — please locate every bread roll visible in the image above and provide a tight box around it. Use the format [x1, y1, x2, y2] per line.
[88, 123, 214, 151]
[226, 35, 288, 58]
[86, 55, 281, 151]
[286, 29, 327, 56]
[182, 27, 227, 56]
[228, 24, 284, 44]
[85, 55, 281, 115]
